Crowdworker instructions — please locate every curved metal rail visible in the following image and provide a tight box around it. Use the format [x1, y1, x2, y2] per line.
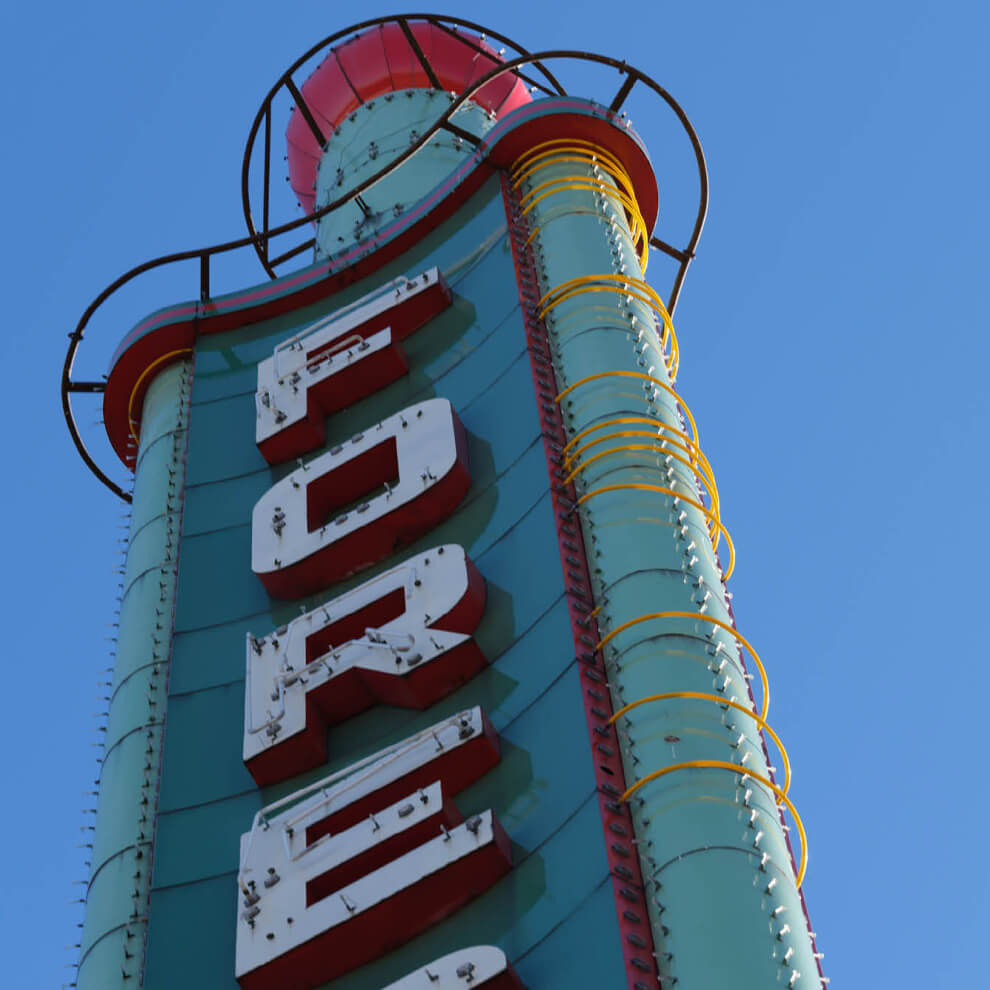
[62, 22, 709, 505]
[239, 14, 565, 278]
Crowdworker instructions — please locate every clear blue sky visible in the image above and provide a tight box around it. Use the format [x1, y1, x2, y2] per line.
[3, 2, 987, 986]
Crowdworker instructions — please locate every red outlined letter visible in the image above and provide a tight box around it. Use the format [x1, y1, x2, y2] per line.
[236, 709, 507, 989]
[256, 269, 451, 464]
[244, 544, 486, 786]
[252, 398, 471, 599]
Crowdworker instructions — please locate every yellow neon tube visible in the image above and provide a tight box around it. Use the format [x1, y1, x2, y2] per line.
[574, 483, 735, 580]
[522, 209, 636, 251]
[555, 371, 698, 451]
[562, 415, 699, 461]
[520, 179, 648, 263]
[608, 691, 790, 795]
[510, 138, 630, 179]
[127, 347, 193, 443]
[618, 759, 807, 887]
[515, 156, 638, 202]
[561, 444, 720, 536]
[538, 277, 676, 376]
[536, 298, 666, 342]
[538, 273, 673, 333]
[510, 140, 631, 177]
[597, 611, 765, 716]
[541, 288, 676, 378]
[563, 429, 713, 483]
[562, 429, 714, 484]
[513, 155, 638, 206]
[519, 174, 645, 232]
[538, 281, 671, 344]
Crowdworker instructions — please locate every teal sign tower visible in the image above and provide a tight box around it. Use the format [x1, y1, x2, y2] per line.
[63, 16, 824, 990]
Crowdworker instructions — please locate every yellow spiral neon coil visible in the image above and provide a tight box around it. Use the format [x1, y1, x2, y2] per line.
[510, 139, 650, 273]
[608, 691, 790, 795]
[538, 275, 677, 380]
[512, 143, 810, 893]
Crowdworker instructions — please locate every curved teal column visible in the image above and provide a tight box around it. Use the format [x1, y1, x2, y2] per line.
[517, 149, 820, 988]
[77, 361, 192, 989]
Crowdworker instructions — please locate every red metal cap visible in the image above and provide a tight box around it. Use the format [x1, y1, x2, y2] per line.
[286, 23, 531, 214]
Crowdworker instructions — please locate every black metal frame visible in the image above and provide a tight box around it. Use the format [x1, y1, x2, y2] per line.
[61, 15, 709, 504]
[239, 14, 566, 276]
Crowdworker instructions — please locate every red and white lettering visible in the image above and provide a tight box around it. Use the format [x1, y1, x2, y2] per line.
[256, 268, 451, 464]
[381, 947, 523, 989]
[235, 709, 506, 989]
[244, 544, 487, 786]
[253, 398, 471, 599]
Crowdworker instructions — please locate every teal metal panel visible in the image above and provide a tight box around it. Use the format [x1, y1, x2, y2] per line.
[149, 662, 606, 990]
[142, 178, 628, 988]
[170, 622, 252, 695]
[518, 881, 626, 986]
[153, 791, 263, 888]
[185, 392, 268, 483]
[312, 89, 497, 257]
[145, 875, 238, 988]
[158, 682, 256, 811]
[183, 472, 271, 537]
[173, 524, 267, 632]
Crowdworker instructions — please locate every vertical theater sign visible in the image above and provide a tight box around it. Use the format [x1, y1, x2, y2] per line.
[63, 16, 825, 990]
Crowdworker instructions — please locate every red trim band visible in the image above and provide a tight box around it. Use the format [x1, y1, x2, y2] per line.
[104, 99, 657, 468]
